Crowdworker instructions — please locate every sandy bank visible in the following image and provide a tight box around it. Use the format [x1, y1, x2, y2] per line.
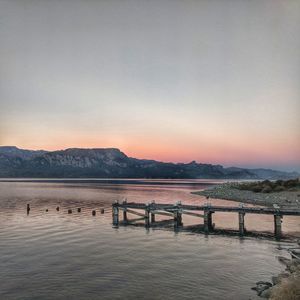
[194, 182, 300, 209]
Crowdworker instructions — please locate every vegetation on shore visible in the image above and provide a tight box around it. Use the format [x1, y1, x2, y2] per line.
[270, 256, 300, 300]
[236, 178, 300, 194]
[270, 269, 300, 300]
[252, 248, 300, 299]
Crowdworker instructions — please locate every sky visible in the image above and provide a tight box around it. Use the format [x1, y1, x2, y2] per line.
[0, 0, 299, 172]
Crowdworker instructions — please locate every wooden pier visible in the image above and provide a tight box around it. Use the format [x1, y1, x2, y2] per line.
[112, 201, 300, 239]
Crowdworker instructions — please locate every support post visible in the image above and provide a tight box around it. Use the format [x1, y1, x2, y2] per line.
[27, 204, 30, 214]
[204, 210, 210, 233]
[238, 212, 245, 236]
[177, 210, 183, 226]
[145, 204, 150, 227]
[274, 214, 282, 240]
[151, 212, 155, 223]
[208, 211, 214, 231]
[123, 208, 127, 222]
[174, 201, 183, 227]
[122, 199, 127, 222]
[112, 202, 119, 226]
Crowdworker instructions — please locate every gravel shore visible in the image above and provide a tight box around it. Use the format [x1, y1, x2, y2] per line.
[194, 182, 300, 209]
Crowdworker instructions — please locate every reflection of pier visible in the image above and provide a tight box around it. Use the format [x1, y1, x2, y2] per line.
[112, 201, 300, 240]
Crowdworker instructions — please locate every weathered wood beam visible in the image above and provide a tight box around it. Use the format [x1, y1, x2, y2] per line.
[181, 210, 204, 218]
[123, 208, 146, 217]
[151, 210, 174, 217]
[274, 214, 282, 240]
[238, 212, 245, 236]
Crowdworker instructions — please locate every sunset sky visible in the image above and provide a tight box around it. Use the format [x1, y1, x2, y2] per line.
[0, 0, 299, 171]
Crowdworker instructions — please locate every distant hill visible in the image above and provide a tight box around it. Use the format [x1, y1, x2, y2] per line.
[0, 146, 298, 179]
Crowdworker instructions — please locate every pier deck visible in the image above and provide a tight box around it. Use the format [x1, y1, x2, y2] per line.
[112, 201, 300, 239]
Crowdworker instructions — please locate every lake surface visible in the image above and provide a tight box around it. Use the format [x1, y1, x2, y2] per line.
[0, 179, 299, 300]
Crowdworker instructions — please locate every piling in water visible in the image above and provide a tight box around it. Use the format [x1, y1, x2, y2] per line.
[101, 208, 105, 214]
[274, 214, 282, 240]
[239, 212, 245, 236]
[92, 210, 96, 216]
[56, 206, 60, 211]
[68, 209, 72, 214]
[77, 208, 81, 213]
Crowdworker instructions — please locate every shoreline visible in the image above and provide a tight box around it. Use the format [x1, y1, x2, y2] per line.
[194, 182, 300, 299]
[193, 182, 300, 209]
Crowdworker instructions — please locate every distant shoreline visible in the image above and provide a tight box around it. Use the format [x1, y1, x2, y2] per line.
[0, 178, 222, 186]
[194, 182, 300, 209]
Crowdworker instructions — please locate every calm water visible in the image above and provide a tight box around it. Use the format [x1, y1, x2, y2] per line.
[0, 179, 299, 300]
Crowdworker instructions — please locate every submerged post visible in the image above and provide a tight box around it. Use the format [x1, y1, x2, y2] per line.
[274, 214, 282, 240]
[238, 212, 245, 236]
[112, 201, 119, 226]
[27, 204, 30, 214]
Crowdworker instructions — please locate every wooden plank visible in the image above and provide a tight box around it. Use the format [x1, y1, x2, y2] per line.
[181, 210, 204, 218]
[124, 208, 146, 217]
[126, 217, 146, 222]
[151, 210, 173, 217]
[117, 202, 300, 216]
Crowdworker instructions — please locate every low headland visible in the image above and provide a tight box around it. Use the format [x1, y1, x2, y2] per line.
[195, 178, 300, 299]
[194, 178, 300, 209]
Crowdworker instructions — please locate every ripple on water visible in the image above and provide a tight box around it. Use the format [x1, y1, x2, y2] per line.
[0, 180, 297, 300]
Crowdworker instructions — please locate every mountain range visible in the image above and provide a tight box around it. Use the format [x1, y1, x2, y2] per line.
[0, 146, 298, 179]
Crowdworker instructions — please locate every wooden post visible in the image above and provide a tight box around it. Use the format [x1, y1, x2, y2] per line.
[122, 199, 127, 222]
[100, 208, 105, 214]
[145, 204, 150, 227]
[92, 210, 96, 216]
[27, 204, 30, 214]
[77, 208, 81, 213]
[208, 211, 214, 231]
[112, 202, 119, 226]
[68, 209, 72, 214]
[274, 214, 282, 239]
[151, 212, 155, 223]
[151, 200, 155, 223]
[204, 210, 209, 233]
[174, 209, 183, 227]
[56, 206, 60, 211]
[123, 208, 127, 222]
[174, 201, 183, 227]
[238, 212, 245, 236]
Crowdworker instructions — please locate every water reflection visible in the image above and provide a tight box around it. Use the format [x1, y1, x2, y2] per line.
[0, 179, 299, 299]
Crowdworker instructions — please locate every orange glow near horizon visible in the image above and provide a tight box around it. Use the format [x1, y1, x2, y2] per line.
[1, 0, 300, 172]
[2, 130, 299, 171]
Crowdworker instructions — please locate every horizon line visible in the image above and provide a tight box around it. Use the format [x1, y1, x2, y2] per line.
[1, 145, 299, 174]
